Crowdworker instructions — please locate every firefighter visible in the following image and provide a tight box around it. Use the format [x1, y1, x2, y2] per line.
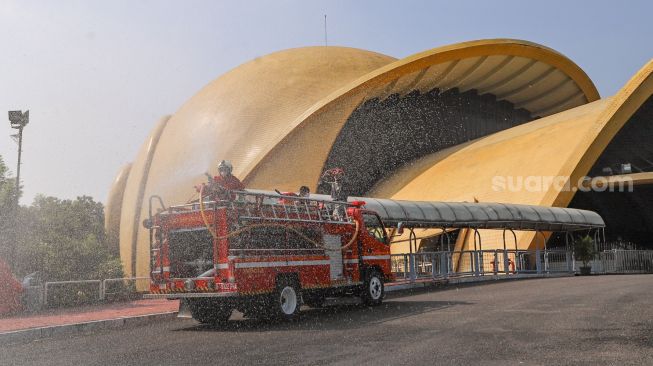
[299, 185, 310, 198]
[213, 160, 244, 191]
[199, 160, 244, 201]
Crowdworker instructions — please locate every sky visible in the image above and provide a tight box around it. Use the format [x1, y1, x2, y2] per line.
[0, 0, 651, 205]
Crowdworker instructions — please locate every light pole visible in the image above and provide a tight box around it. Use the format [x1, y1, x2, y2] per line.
[7, 110, 28, 266]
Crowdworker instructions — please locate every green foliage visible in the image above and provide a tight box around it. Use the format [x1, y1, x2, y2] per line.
[14, 195, 124, 281]
[0, 155, 18, 202]
[0, 156, 19, 262]
[0, 154, 126, 308]
[573, 235, 596, 267]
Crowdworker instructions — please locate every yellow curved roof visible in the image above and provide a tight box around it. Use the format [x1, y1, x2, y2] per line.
[354, 38, 599, 116]
[107, 40, 604, 277]
[373, 58, 653, 252]
[120, 47, 395, 276]
[104, 163, 131, 255]
[118, 115, 170, 276]
[244, 39, 599, 193]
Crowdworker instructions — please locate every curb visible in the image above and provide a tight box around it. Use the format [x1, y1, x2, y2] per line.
[384, 272, 574, 297]
[0, 311, 178, 345]
[447, 272, 573, 285]
[386, 278, 447, 292]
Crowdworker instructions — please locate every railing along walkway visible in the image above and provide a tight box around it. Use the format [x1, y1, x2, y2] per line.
[22, 250, 653, 310]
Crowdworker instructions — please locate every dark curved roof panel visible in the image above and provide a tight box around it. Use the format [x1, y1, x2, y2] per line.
[355, 197, 605, 232]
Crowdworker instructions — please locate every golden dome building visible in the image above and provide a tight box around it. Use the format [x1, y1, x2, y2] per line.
[106, 39, 653, 278]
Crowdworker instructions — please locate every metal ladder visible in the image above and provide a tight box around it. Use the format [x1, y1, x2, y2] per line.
[148, 195, 167, 277]
[228, 191, 354, 225]
[162, 191, 355, 225]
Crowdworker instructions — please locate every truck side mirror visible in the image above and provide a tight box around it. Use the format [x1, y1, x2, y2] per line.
[397, 222, 404, 236]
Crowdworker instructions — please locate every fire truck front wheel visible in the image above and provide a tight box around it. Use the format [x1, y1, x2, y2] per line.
[361, 269, 384, 306]
[271, 278, 301, 320]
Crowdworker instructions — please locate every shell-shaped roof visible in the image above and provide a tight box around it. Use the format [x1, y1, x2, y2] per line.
[372, 58, 653, 252]
[104, 163, 131, 254]
[242, 39, 599, 193]
[352, 39, 599, 117]
[107, 40, 606, 277]
[118, 46, 396, 276]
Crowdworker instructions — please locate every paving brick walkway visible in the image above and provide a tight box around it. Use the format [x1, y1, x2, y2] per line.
[0, 299, 179, 333]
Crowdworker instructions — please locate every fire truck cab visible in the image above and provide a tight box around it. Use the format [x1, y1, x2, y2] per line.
[144, 190, 393, 323]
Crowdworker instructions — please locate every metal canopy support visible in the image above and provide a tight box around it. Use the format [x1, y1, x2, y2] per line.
[473, 229, 483, 276]
[502, 229, 510, 275]
[535, 231, 545, 274]
[408, 228, 417, 282]
[565, 231, 574, 272]
[442, 227, 451, 252]
[509, 229, 517, 252]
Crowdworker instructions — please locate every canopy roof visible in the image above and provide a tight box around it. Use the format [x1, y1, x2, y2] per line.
[352, 197, 604, 232]
[247, 190, 604, 232]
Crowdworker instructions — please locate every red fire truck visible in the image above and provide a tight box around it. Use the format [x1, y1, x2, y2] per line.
[143, 188, 393, 323]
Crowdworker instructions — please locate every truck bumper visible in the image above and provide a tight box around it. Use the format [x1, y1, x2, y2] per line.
[143, 292, 238, 299]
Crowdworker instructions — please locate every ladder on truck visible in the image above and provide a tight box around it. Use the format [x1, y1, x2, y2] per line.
[148, 195, 166, 276]
[166, 190, 355, 226]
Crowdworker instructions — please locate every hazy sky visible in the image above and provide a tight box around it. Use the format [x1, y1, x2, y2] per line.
[0, 0, 651, 205]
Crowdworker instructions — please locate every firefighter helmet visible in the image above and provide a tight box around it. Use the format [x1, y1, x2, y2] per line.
[218, 160, 233, 174]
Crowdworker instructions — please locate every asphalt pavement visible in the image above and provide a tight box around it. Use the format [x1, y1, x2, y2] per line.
[2, 275, 652, 365]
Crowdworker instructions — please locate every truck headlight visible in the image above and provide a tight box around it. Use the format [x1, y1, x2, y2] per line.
[185, 279, 195, 290]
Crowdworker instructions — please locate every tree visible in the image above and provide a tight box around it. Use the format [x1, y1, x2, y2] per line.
[15, 195, 123, 281]
[0, 154, 123, 282]
[574, 235, 596, 269]
[0, 156, 19, 263]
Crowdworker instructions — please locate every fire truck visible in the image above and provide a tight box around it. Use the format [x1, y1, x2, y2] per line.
[143, 185, 393, 323]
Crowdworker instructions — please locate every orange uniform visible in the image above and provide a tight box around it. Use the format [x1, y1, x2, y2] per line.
[213, 175, 244, 191]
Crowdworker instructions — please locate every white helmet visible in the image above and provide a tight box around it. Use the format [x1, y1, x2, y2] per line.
[218, 160, 233, 174]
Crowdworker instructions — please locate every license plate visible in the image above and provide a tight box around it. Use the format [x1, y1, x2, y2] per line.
[215, 282, 237, 292]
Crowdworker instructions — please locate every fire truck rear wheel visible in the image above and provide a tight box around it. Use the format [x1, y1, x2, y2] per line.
[271, 278, 301, 320]
[188, 299, 232, 324]
[361, 269, 384, 306]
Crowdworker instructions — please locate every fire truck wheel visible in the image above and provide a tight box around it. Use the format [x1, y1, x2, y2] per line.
[188, 300, 232, 324]
[361, 269, 384, 306]
[272, 278, 301, 320]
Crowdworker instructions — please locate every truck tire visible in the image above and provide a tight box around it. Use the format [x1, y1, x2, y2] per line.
[361, 269, 384, 306]
[188, 299, 232, 324]
[270, 278, 301, 320]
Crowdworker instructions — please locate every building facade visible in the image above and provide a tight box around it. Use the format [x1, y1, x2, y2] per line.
[105, 39, 653, 277]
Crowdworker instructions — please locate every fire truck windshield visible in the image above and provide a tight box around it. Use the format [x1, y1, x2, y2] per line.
[168, 229, 213, 278]
[363, 213, 388, 244]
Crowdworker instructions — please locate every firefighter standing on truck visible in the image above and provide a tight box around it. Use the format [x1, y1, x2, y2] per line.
[213, 160, 244, 191]
[202, 160, 244, 200]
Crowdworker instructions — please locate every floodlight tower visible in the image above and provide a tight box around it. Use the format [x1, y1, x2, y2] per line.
[8, 110, 28, 200]
[7, 110, 28, 265]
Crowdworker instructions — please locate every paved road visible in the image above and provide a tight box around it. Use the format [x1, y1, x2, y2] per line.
[2, 275, 652, 365]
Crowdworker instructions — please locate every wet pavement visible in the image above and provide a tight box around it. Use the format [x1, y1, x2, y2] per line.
[1, 275, 652, 365]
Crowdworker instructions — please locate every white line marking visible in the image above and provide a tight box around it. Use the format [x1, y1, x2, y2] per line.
[235, 260, 330, 269]
[362, 255, 391, 260]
